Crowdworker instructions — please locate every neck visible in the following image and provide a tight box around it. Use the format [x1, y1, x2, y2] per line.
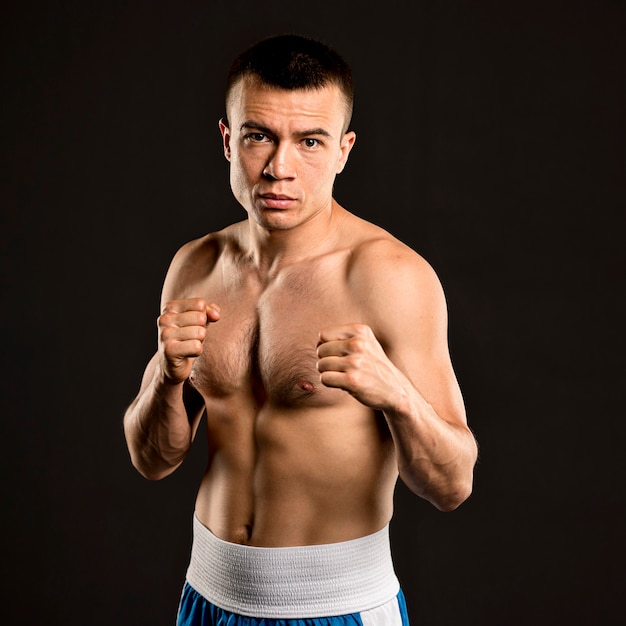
[247, 200, 344, 276]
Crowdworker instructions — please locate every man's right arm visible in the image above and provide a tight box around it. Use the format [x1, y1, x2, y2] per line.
[123, 298, 220, 480]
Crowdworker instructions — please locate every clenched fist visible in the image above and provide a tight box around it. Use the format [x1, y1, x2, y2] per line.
[316, 323, 407, 410]
[158, 298, 220, 384]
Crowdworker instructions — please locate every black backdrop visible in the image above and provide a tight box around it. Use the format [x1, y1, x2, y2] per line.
[2, 1, 625, 625]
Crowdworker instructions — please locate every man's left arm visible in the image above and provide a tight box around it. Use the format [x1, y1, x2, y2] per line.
[316, 242, 478, 511]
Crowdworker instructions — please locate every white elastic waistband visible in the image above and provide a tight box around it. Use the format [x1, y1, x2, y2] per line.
[185, 515, 400, 618]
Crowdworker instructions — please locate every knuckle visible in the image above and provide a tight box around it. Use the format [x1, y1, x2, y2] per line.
[348, 337, 366, 353]
[344, 369, 361, 387]
[158, 312, 175, 327]
[159, 326, 173, 342]
[161, 300, 179, 314]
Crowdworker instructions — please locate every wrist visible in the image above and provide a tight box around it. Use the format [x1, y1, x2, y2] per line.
[385, 385, 413, 417]
[153, 363, 187, 396]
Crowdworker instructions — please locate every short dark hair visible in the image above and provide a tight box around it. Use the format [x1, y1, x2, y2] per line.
[225, 34, 354, 131]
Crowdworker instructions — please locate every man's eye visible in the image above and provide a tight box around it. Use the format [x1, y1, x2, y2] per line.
[246, 133, 268, 142]
[302, 138, 320, 148]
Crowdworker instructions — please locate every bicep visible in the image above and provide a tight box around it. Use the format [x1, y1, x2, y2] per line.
[369, 255, 467, 427]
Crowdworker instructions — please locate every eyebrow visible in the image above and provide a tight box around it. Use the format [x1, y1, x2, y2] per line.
[240, 120, 333, 139]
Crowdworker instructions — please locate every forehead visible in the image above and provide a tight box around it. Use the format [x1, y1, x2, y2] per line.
[227, 78, 347, 133]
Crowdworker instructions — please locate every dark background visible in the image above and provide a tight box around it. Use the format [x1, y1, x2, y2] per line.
[2, 1, 624, 624]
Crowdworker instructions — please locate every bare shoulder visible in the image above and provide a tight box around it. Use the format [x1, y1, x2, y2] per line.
[161, 220, 246, 302]
[345, 215, 444, 302]
[342, 214, 447, 341]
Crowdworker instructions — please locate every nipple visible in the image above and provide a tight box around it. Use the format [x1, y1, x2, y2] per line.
[297, 380, 316, 393]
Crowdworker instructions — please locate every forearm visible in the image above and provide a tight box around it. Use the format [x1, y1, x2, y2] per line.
[384, 386, 478, 511]
[123, 367, 195, 480]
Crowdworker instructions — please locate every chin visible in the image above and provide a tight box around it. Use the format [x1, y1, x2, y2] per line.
[253, 209, 298, 230]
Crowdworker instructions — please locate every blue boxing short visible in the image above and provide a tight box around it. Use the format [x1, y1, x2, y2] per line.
[176, 515, 410, 626]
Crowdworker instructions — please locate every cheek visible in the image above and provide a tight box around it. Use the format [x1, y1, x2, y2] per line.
[233, 147, 267, 175]
[228, 157, 249, 200]
[307, 155, 341, 186]
[229, 152, 256, 187]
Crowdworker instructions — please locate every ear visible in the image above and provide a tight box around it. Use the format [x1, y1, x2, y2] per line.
[336, 131, 356, 174]
[219, 118, 231, 161]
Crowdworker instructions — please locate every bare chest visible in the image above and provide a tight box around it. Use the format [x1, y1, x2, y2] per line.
[190, 261, 361, 406]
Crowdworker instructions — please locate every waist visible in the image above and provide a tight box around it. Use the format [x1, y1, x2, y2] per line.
[185, 514, 400, 619]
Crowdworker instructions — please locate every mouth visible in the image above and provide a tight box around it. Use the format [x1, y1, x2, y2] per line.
[259, 193, 296, 209]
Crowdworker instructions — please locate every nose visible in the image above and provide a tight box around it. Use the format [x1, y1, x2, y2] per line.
[263, 143, 296, 180]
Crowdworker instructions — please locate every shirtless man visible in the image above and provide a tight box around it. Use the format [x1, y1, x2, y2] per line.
[123, 34, 478, 626]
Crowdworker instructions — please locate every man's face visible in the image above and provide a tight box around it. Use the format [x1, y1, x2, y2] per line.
[220, 78, 356, 231]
